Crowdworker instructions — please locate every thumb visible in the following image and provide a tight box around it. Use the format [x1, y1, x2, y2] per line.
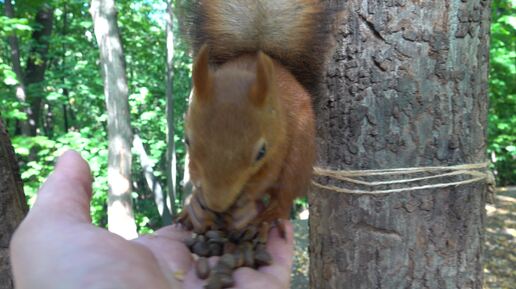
[31, 150, 93, 223]
[259, 220, 295, 284]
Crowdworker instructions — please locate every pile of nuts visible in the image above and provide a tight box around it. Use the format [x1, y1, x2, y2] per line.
[178, 193, 274, 289]
[183, 223, 272, 289]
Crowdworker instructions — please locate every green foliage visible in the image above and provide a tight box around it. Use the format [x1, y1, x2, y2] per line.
[0, 13, 31, 86]
[0, 16, 32, 37]
[489, 0, 516, 185]
[12, 131, 109, 224]
[0, 0, 192, 233]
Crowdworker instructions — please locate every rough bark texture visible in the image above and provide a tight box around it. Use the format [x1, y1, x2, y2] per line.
[309, 1, 490, 289]
[0, 118, 28, 289]
[91, 0, 137, 239]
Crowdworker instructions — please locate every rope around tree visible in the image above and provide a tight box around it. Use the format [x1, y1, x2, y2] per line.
[312, 162, 494, 195]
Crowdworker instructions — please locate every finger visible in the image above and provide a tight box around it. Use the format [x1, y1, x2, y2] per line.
[31, 150, 93, 223]
[183, 267, 207, 288]
[258, 220, 294, 285]
[183, 256, 220, 288]
[228, 221, 295, 289]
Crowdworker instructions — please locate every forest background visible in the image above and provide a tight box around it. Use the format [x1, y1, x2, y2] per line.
[0, 0, 514, 234]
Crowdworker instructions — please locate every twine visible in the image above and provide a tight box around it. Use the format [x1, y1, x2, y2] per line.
[312, 162, 491, 195]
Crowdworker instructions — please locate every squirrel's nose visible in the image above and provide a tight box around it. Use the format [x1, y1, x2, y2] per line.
[202, 190, 232, 213]
[204, 199, 229, 213]
[201, 181, 245, 213]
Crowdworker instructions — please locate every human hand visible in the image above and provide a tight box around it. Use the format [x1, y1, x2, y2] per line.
[10, 150, 294, 289]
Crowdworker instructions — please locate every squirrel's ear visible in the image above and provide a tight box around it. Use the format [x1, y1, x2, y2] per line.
[192, 45, 213, 102]
[250, 51, 275, 107]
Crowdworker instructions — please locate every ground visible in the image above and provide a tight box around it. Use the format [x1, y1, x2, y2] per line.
[291, 187, 516, 289]
[484, 187, 516, 289]
[292, 220, 309, 289]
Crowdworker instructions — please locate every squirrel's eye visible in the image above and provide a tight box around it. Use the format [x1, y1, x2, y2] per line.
[255, 144, 267, 162]
[185, 137, 190, 147]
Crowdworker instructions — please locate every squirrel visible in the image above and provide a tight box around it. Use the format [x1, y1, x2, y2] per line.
[180, 0, 333, 232]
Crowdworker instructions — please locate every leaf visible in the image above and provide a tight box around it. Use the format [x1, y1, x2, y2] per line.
[3, 70, 18, 85]
[140, 111, 158, 121]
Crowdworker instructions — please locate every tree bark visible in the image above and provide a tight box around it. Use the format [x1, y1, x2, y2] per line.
[0, 117, 28, 289]
[309, 1, 490, 289]
[91, 0, 137, 239]
[165, 0, 176, 221]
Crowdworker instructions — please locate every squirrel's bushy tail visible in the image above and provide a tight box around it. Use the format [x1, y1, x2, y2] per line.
[188, 0, 333, 94]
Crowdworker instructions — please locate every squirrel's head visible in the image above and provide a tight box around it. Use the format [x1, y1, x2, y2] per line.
[185, 45, 285, 213]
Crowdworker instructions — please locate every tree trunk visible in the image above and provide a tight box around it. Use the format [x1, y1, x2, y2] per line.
[133, 134, 171, 223]
[309, 1, 490, 289]
[0, 117, 28, 289]
[24, 5, 54, 136]
[181, 153, 193, 205]
[4, 0, 30, 136]
[5, 2, 53, 137]
[180, 91, 195, 205]
[61, 0, 72, 133]
[165, 0, 176, 220]
[91, 0, 137, 239]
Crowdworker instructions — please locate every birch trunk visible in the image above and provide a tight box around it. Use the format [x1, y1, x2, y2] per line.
[91, 0, 137, 239]
[165, 0, 176, 221]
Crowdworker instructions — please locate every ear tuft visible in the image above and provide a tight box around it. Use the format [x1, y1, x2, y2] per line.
[249, 51, 275, 107]
[192, 45, 213, 102]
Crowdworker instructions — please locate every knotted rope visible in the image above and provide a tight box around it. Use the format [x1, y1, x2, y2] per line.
[312, 162, 492, 195]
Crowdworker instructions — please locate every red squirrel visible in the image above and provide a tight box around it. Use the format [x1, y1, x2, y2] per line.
[180, 0, 332, 232]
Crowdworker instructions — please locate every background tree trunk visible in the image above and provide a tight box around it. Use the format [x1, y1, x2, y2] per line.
[24, 5, 54, 136]
[91, 0, 137, 239]
[61, 0, 74, 132]
[309, 1, 491, 288]
[133, 134, 170, 222]
[165, 0, 176, 221]
[0, 117, 28, 289]
[4, 1, 53, 137]
[180, 91, 195, 206]
[4, 0, 28, 137]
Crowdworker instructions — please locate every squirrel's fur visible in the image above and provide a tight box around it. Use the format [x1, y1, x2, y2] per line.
[183, 0, 333, 226]
[187, 0, 333, 95]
